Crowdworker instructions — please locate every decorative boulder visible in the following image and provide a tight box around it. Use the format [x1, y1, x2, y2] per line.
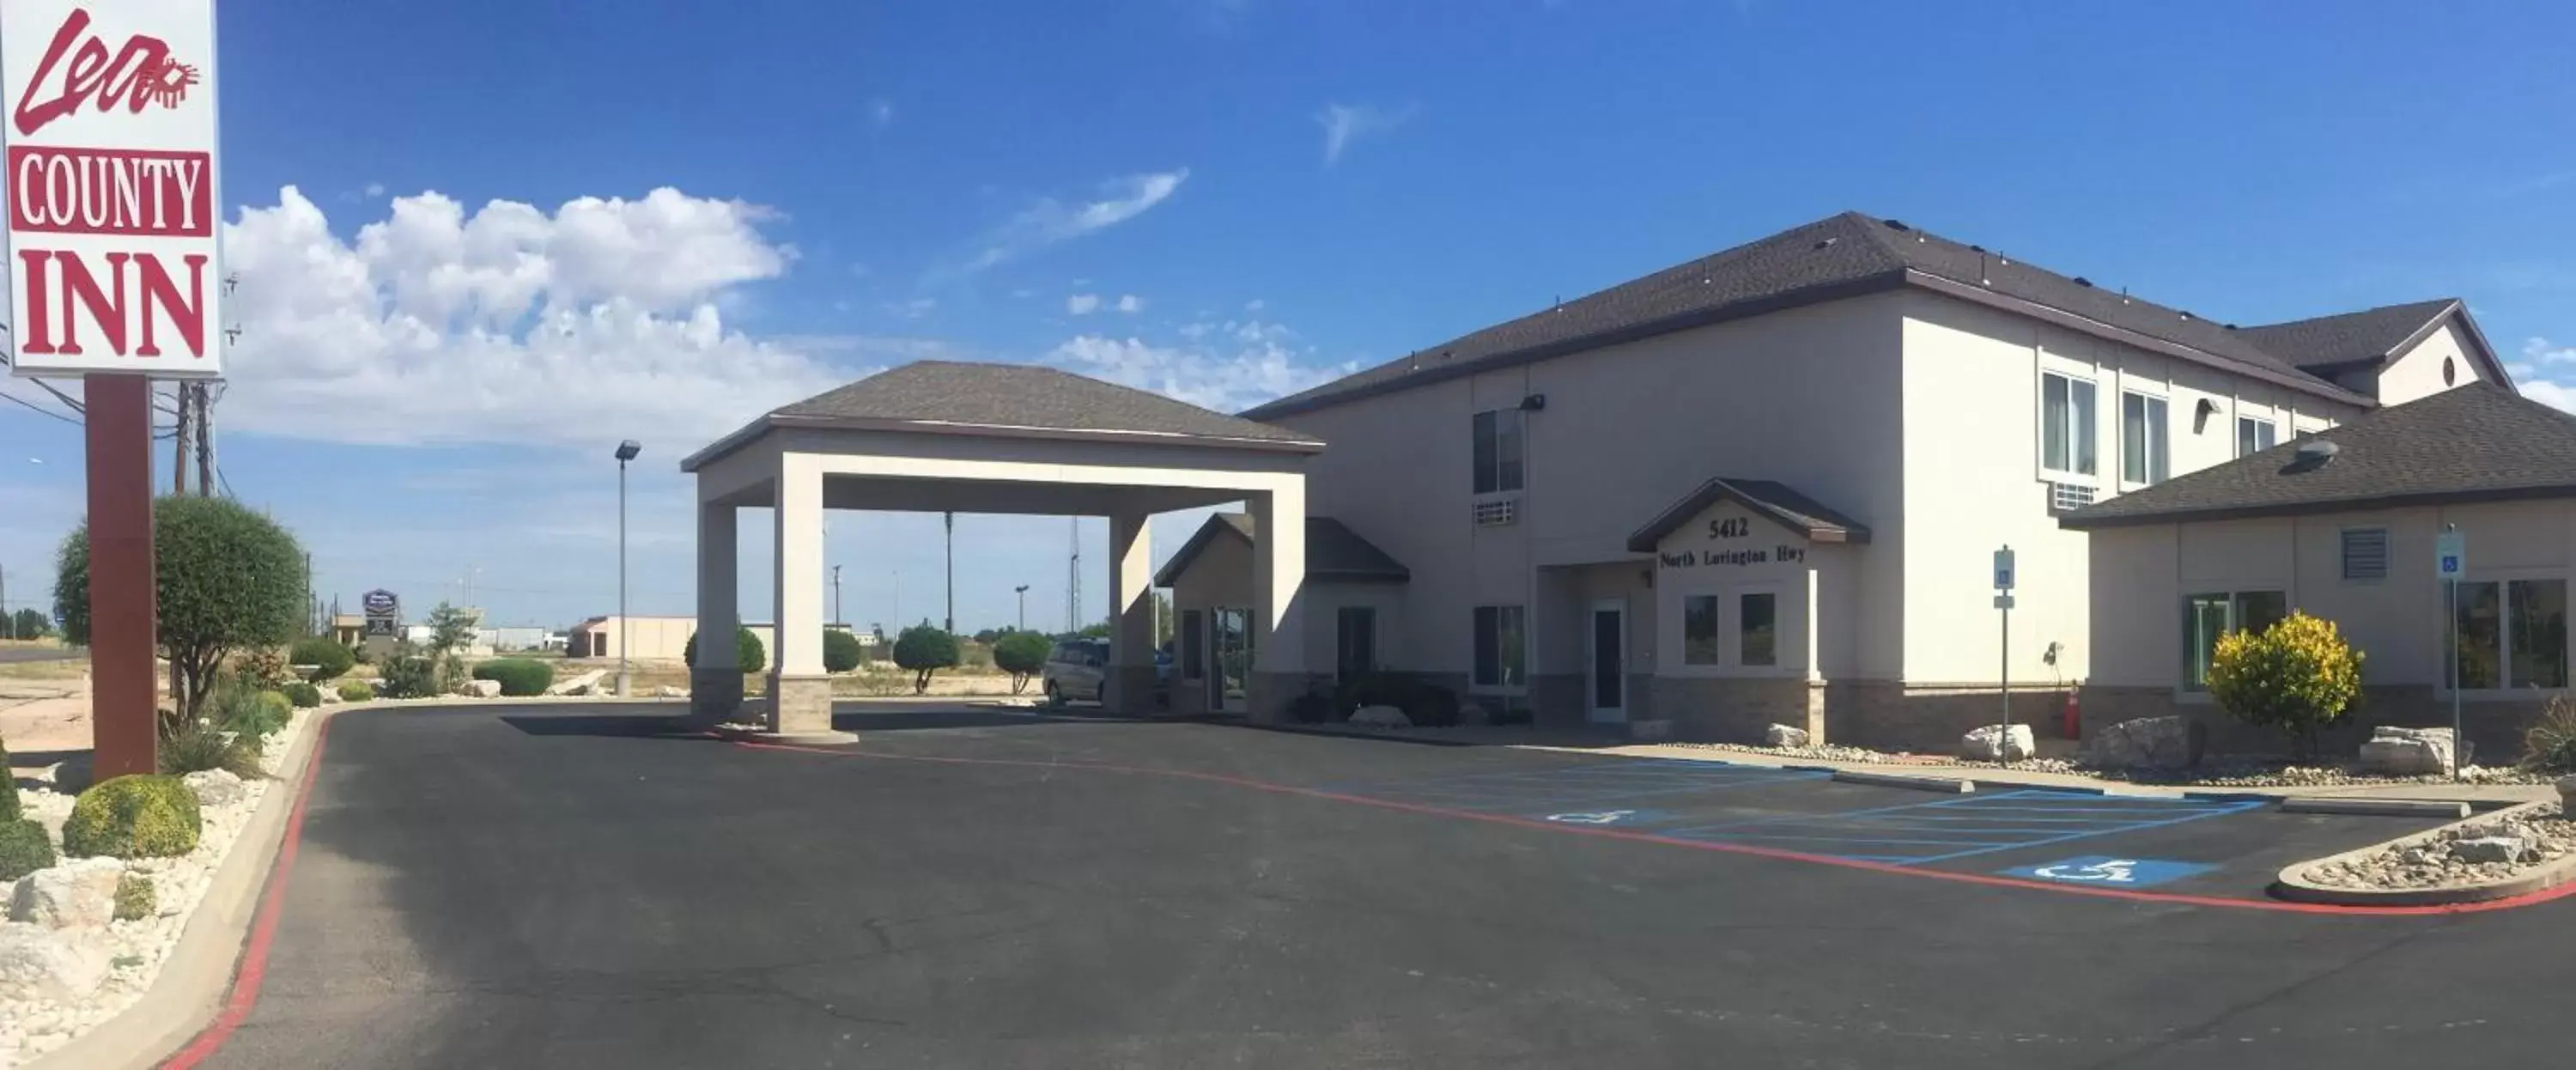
[2451, 835, 2530, 866]
[1764, 724, 1811, 748]
[1348, 705, 1412, 729]
[655, 685, 688, 698]
[454, 679, 503, 699]
[181, 769, 247, 809]
[0, 925, 109, 1001]
[319, 686, 345, 704]
[2081, 715, 2204, 771]
[2358, 727, 2456, 776]
[8, 857, 124, 930]
[547, 670, 607, 696]
[1959, 723, 2036, 762]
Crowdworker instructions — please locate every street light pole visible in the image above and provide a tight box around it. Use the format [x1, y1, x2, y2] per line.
[944, 510, 956, 634]
[1014, 584, 1029, 632]
[832, 564, 842, 629]
[615, 440, 641, 697]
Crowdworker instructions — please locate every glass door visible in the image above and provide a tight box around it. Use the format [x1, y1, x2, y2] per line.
[1210, 607, 1252, 713]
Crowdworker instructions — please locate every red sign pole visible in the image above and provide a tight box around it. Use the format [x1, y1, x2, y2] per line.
[84, 373, 158, 779]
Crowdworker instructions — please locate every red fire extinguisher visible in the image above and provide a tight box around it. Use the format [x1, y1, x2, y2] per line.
[2061, 690, 2081, 739]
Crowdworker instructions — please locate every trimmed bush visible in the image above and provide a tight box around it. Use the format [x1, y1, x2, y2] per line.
[993, 632, 1051, 695]
[472, 658, 556, 697]
[337, 679, 375, 702]
[160, 715, 264, 780]
[283, 681, 323, 708]
[258, 690, 294, 721]
[56, 495, 306, 719]
[683, 627, 767, 676]
[2208, 611, 2365, 758]
[823, 629, 865, 673]
[1331, 672, 1462, 727]
[113, 872, 156, 921]
[207, 684, 290, 740]
[892, 624, 962, 695]
[0, 818, 54, 880]
[1285, 690, 1333, 724]
[64, 775, 203, 860]
[376, 644, 440, 698]
[291, 636, 355, 681]
[0, 733, 19, 821]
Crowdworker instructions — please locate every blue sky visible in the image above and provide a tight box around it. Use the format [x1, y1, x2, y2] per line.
[6, 0, 2576, 635]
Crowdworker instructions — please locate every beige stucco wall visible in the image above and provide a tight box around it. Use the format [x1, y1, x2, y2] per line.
[1647, 498, 1851, 681]
[2087, 499, 2576, 693]
[1270, 290, 1909, 689]
[1900, 290, 2367, 687]
[578, 616, 696, 662]
[2376, 319, 2482, 406]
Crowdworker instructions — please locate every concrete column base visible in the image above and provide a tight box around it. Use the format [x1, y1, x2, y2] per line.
[1247, 671, 1320, 724]
[1103, 665, 1163, 716]
[759, 674, 853, 744]
[682, 667, 745, 730]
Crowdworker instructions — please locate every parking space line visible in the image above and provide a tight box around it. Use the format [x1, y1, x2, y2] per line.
[1660, 787, 2268, 865]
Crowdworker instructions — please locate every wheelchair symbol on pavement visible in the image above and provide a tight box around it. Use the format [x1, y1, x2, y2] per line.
[2002, 855, 2217, 889]
[2034, 858, 2137, 883]
[1546, 811, 1636, 825]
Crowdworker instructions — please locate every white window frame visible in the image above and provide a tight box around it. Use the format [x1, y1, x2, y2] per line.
[1470, 408, 1525, 496]
[2444, 569, 2572, 698]
[1668, 581, 1796, 678]
[2236, 415, 2278, 458]
[2119, 389, 2170, 488]
[2178, 587, 2290, 697]
[2039, 370, 2099, 483]
[1470, 604, 1528, 694]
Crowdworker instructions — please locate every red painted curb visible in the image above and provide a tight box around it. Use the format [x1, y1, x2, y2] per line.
[726, 737, 2576, 918]
[156, 710, 333, 1069]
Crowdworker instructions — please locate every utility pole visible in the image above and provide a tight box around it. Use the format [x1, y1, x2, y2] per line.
[1, 566, 9, 640]
[171, 384, 190, 495]
[943, 511, 956, 634]
[831, 564, 843, 629]
[1014, 584, 1029, 632]
[1067, 517, 1081, 635]
[194, 384, 213, 497]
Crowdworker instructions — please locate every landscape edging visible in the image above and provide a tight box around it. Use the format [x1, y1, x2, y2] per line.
[2270, 799, 2574, 907]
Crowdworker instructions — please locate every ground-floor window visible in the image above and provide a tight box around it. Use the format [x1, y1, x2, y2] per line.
[1179, 609, 1205, 679]
[2451, 578, 2568, 690]
[1472, 605, 1526, 689]
[1740, 593, 1777, 666]
[2182, 590, 2287, 690]
[1682, 596, 1722, 666]
[1336, 606, 1377, 678]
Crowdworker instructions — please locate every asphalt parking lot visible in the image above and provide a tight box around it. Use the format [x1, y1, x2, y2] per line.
[185, 702, 2576, 1070]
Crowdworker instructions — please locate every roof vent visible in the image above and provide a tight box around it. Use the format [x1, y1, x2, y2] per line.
[2286, 439, 2341, 473]
[1968, 244, 1984, 252]
[2223, 323, 2238, 330]
[1813, 237, 1838, 250]
[1883, 218, 1911, 232]
[2073, 277, 2093, 288]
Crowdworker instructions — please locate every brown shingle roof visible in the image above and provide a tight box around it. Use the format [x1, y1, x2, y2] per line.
[1152, 514, 1411, 587]
[1625, 477, 1871, 551]
[2237, 299, 2461, 373]
[2057, 383, 2576, 528]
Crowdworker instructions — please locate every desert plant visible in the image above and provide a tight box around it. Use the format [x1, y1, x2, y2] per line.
[993, 631, 1051, 694]
[233, 647, 292, 691]
[892, 624, 962, 694]
[2520, 691, 2576, 773]
[337, 679, 376, 702]
[64, 775, 204, 859]
[55, 495, 306, 719]
[425, 603, 480, 691]
[849, 663, 908, 697]
[2207, 611, 2365, 758]
[113, 872, 156, 921]
[8, 606, 52, 639]
[0, 818, 53, 880]
[282, 681, 323, 708]
[207, 683, 290, 740]
[375, 641, 440, 698]
[0, 733, 18, 822]
[472, 658, 556, 696]
[290, 635, 356, 681]
[683, 627, 767, 676]
[159, 715, 265, 780]
[823, 629, 865, 673]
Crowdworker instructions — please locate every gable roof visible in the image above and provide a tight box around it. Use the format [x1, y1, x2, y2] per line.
[1625, 477, 1871, 551]
[1241, 211, 2376, 422]
[2236, 298, 2511, 387]
[683, 361, 1322, 471]
[1151, 514, 1412, 587]
[2058, 383, 2576, 529]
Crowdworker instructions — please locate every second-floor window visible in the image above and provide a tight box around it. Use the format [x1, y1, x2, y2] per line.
[2121, 392, 2169, 485]
[1472, 408, 1525, 494]
[2041, 371, 2097, 478]
[2237, 416, 2277, 457]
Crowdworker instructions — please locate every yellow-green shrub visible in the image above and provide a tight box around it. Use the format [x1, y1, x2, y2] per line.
[113, 872, 155, 921]
[2208, 611, 2364, 755]
[63, 775, 203, 860]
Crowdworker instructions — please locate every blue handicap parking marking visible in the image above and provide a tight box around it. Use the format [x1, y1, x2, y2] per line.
[1661, 789, 2266, 866]
[1334, 759, 1826, 817]
[1534, 808, 1678, 827]
[2001, 855, 2217, 889]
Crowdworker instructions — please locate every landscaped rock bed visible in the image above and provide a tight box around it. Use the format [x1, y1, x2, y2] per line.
[0, 709, 314, 1068]
[2084, 760, 2555, 788]
[2302, 804, 2576, 891]
[1668, 740, 2080, 775]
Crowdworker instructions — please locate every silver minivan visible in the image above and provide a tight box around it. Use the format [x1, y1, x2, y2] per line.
[1041, 639, 1108, 705]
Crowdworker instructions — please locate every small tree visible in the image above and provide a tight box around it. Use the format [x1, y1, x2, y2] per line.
[823, 629, 864, 673]
[425, 603, 479, 691]
[2207, 611, 2364, 758]
[993, 631, 1050, 695]
[891, 623, 961, 695]
[57, 496, 305, 719]
[8, 608, 51, 639]
[289, 635, 356, 681]
[683, 626, 767, 676]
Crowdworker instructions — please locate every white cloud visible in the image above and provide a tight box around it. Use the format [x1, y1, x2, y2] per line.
[955, 169, 1189, 275]
[2519, 337, 2576, 413]
[190, 185, 862, 448]
[1048, 319, 1352, 414]
[1115, 294, 1143, 313]
[362, 181, 385, 198]
[1316, 102, 1416, 165]
[886, 297, 938, 319]
[2523, 379, 2576, 414]
[1066, 293, 1102, 315]
[867, 97, 895, 128]
[2523, 337, 2576, 365]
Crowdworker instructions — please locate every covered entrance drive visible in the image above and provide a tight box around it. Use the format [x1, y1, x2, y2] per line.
[678, 362, 1325, 740]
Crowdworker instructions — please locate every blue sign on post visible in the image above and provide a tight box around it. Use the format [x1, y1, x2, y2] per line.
[1999, 855, 2216, 889]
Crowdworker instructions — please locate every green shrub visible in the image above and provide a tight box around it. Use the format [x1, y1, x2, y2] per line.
[1331, 672, 1461, 727]
[892, 624, 962, 694]
[472, 658, 556, 696]
[683, 627, 767, 675]
[290, 636, 355, 681]
[258, 690, 294, 721]
[2522, 692, 2576, 772]
[0, 818, 54, 880]
[282, 681, 322, 708]
[0, 733, 19, 821]
[1285, 690, 1333, 724]
[376, 643, 440, 698]
[64, 775, 203, 859]
[159, 715, 264, 780]
[112, 872, 155, 921]
[233, 647, 293, 692]
[993, 632, 1051, 694]
[207, 683, 289, 740]
[2208, 611, 2364, 757]
[823, 629, 865, 673]
[56, 495, 305, 720]
[337, 679, 375, 702]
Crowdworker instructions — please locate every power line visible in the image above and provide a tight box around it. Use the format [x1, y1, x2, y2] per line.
[0, 388, 78, 425]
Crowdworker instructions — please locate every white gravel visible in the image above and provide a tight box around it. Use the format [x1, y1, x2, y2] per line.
[2304, 804, 2576, 891]
[1668, 740, 2081, 775]
[0, 708, 314, 1067]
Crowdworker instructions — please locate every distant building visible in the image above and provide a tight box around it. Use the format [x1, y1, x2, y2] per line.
[568, 615, 860, 662]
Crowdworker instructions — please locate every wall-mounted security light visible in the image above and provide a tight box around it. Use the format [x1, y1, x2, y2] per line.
[1518, 393, 1546, 412]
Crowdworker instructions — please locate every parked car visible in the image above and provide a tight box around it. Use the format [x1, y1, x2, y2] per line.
[1042, 639, 1108, 705]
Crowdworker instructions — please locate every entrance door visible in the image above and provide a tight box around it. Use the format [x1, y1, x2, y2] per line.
[1208, 607, 1252, 714]
[1587, 599, 1626, 723]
